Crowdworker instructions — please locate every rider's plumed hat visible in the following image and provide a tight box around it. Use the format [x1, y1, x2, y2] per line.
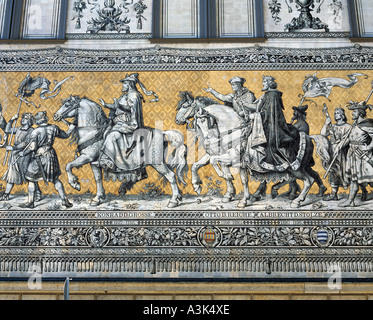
[120, 73, 139, 83]
[229, 76, 246, 85]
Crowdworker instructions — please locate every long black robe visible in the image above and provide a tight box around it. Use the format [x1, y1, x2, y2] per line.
[258, 89, 299, 168]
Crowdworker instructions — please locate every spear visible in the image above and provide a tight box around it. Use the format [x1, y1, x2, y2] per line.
[323, 85, 373, 179]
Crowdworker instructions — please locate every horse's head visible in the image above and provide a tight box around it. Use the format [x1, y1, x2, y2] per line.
[175, 91, 197, 125]
[54, 95, 80, 122]
[194, 107, 219, 140]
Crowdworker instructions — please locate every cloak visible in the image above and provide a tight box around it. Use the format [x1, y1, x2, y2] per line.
[258, 89, 299, 167]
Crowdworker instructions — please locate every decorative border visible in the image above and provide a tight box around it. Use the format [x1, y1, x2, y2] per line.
[66, 33, 152, 39]
[0, 45, 373, 279]
[0, 45, 372, 72]
[265, 32, 351, 38]
[0, 209, 372, 278]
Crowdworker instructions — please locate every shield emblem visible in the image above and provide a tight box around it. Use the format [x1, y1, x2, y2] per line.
[317, 229, 329, 244]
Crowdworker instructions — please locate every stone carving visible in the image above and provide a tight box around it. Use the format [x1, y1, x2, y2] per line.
[0, 45, 372, 72]
[72, 0, 88, 29]
[284, 0, 329, 32]
[133, 0, 147, 30]
[268, 0, 283, 25]
[329, 0, 343, 25]
[86, 0, 131, 34]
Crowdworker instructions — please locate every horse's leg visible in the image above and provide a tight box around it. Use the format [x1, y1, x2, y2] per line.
[151, 163, 181, 208]
[251, 181, 267, 201]
[66, 154, 95, 191]
[210, 153, 238, 202]
[271, 180, 290, 199]
[306, 166, 327, 197]
[90, 163, 105, 206]
[290, 169, 315, 208]
[237, 167, 252, 208]
[221, 164, 235, 203]
[360, 183, 368, 202]
[191, 154, 210, 195]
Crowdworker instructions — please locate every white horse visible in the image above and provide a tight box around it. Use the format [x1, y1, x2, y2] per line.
[54, 95, 188, 208]
[175, 92, 252, 207]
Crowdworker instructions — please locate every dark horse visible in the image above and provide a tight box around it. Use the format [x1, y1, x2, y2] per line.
[54, 95, 188, 208]
[175, 91, 326, 208]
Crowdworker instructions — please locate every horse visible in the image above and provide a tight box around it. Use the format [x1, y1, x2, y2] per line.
[176, 91, 325, 208]
[54, 95, 188, 208]
[175, 91, 253, 207]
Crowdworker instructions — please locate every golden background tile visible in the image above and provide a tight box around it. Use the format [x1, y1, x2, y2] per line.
[0, 70, 371, 196]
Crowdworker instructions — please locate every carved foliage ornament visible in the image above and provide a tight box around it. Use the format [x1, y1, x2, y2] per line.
[268, 0, 343, 31]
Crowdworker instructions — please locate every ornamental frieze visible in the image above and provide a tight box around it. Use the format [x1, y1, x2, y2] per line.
[0, 46, 372, 279]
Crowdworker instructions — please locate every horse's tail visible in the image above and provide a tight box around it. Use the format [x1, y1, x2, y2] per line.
[310, 134, 332, 170]
[162, 130, 188, 187]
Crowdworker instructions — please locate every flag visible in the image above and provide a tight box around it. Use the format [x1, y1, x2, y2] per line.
[302, 73, 368, 99]
[17, 73, 74, 100]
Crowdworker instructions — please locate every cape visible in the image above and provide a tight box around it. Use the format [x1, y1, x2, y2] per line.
[259, 89, 299, 167]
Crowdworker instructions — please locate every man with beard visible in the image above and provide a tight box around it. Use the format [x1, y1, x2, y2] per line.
[321, 107, 352, 201]
[0, 113, 42, 202]
[340, 101, 373, 207]
[204, 76, 256, 122]
[19, 111, 74, 209]
[98, 73, 149, 190]
[242, 75, 300, 200]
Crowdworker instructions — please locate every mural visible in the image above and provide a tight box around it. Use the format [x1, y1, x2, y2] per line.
[0, 46, 373, 279]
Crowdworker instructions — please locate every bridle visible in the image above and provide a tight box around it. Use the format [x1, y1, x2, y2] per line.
[58, 97, 81, 119]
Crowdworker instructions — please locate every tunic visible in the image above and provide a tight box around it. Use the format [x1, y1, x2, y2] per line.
[24, 124, 70, 182]
[2, 127, 33, 185]
[322, 122, 351, 188]
[345, 119, 373, 185]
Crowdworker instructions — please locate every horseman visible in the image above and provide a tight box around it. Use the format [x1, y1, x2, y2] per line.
[98, 73, 154, 189]
[243, 75, 302, 199]
[204, 76, 256, 123]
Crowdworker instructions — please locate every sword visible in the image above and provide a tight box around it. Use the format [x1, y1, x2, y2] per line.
[35, 155, 48, 187]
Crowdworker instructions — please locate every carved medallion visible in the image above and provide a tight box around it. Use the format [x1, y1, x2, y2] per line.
[198, 227, 222, 248]
[86, 226, 110, 247]
[311, 227, 335, 247]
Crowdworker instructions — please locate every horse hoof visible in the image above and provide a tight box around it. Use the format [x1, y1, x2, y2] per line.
[237, 202, 246, 208]
[291, 201, 301, 208]
[237, 199, 253, 208]
[271, 189, 279, 199]
[90, 197, 103, 207]
[168, 201, 179, 208]
[222, 196, 233, 203]
[288, 194, 298, 201]
[194, 186, 202, 195]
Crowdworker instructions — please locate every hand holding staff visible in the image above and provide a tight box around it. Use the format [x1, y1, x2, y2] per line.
[323, 85, 373, 179]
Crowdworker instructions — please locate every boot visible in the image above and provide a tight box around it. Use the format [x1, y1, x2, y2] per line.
[61, 198, 73, 208]
[20, 202, 35, 209]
